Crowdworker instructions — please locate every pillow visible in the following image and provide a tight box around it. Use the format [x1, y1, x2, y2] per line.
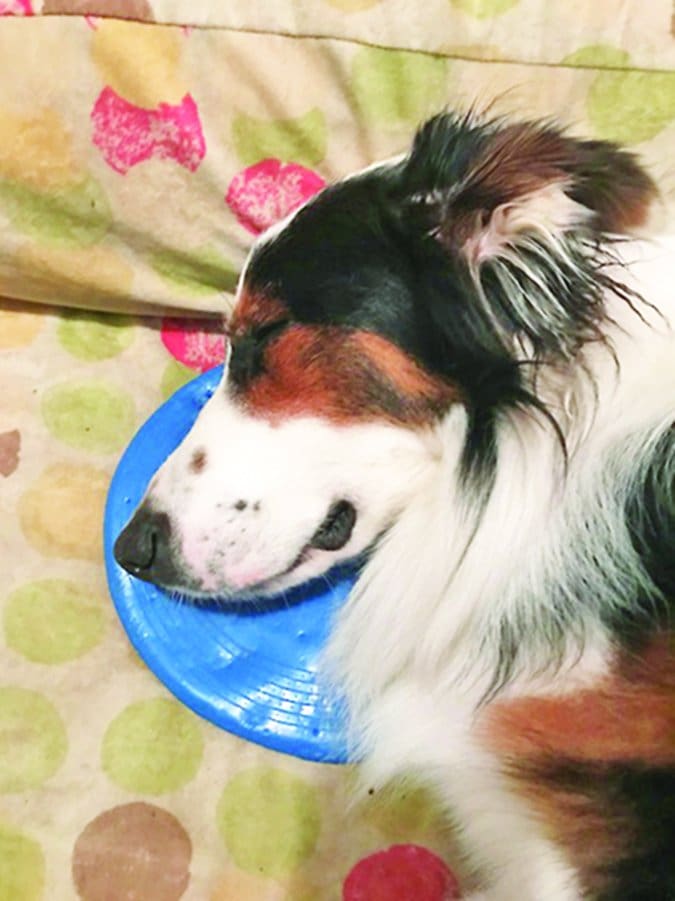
[0, 3, 672, 315]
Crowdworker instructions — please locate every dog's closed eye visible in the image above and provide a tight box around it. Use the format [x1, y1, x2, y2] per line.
[229, 318, 291, 388]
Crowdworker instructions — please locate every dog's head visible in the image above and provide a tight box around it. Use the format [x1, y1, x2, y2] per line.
[114, 112, 655, 599]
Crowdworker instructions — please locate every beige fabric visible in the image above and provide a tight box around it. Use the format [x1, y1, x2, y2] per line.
[0, 3, 674, 897]
[35, 0, 675, 72]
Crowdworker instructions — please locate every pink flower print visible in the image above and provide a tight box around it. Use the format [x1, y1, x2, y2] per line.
[0, 0, 32, 14]
[226, 159, 326, 235]
[343, 844, 461, 901]
[161, 318, 226, 373]
[91, 87, 206, 175]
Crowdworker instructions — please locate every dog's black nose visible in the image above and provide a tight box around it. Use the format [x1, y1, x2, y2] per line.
[114, 507, 176, 585]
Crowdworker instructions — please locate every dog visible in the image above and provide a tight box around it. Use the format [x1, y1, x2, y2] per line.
[115, 112, 675, 900]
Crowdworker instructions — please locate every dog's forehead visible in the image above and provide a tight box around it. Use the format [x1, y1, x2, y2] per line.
[235, 172, 422, 348]
[223, 163, 476, 428]
[222, 177, 458, 428]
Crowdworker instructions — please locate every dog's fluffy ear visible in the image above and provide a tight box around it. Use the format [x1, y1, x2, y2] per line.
[402, 114, 657, 266]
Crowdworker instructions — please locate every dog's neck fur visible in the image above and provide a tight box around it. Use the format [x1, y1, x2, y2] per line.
[327, 236, 675, 759]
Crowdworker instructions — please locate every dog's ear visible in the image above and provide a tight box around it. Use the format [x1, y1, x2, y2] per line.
[401, 114, 657, 267]
[395, 114, 658, 364]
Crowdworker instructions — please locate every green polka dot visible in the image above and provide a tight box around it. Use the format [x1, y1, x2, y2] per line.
[161, 359, 195, 400]
[41, 380, 136, 453]
[0, 824, 45, 901]
[232, 109, 327, 168]
[449, 0, 518, 17]
[217, 767, 321, 878]
[102, 699, 203, 794]
[4, 580, 105, 665]
[0, 176, 111, 246]
[586, 67, 675, 144]
[0, 687, 67, 793]
[58, 311, 135, 361]
[360, 780, 445, 841]
[150, 247, 239, 297]
[562, 45, 630, 69]
[351, 47, 448, 125]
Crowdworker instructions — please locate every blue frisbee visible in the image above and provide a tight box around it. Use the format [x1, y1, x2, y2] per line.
[104, 366, 354, 763]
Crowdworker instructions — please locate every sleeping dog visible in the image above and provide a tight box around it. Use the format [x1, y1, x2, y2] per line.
[115, 112, 675, 900]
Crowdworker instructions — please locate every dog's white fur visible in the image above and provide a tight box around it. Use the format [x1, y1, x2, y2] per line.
[324, 237, 675, 899]
[142, 230, 674, 897]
